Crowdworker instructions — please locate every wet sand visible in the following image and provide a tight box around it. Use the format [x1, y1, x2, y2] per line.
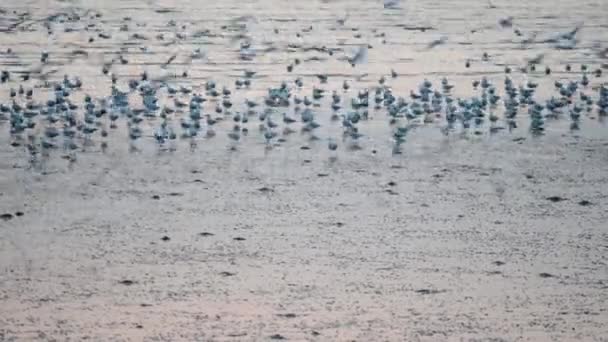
[1, 0, 608, 340]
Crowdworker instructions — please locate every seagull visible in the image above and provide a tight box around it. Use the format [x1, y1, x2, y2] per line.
[559, 26, 581, 41]
[427, 36, 448, 49]
[337, 12, 349, 26]
[499, 17, 513, 28]
[520, 32, 538, 47]
[347, 45, 368, 67]
[328, 139, 338, 151]
[161, 54, 177, 68]
[239, 45, 256, 60]
[526, 53, 544, 67]
[190, 48, 206, 60]
[384, 0, 400, 9]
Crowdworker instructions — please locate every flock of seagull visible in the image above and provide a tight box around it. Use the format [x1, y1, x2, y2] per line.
[0, 2, 607, 169]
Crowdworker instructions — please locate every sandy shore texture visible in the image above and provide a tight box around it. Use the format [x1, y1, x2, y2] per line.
[1, 0, 608, 340]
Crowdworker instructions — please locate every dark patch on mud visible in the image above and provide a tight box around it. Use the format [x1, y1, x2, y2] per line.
[118, 279, 136, 286]
[276, 313, 297, 318]
[415, 289, 446, 295]
[546, 196, 566, 202]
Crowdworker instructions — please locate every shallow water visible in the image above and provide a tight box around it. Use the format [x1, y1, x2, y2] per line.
[1, 0, 608, 340]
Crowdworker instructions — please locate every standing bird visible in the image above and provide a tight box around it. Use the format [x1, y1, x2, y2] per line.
[384, 0, 400, 9]
[348, 45, 368, 67]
